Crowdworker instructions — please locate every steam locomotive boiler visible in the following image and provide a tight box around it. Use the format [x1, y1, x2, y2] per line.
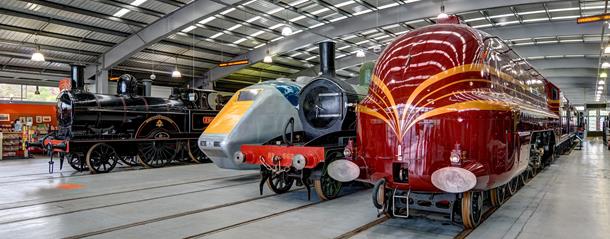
[353, 17, 578, 228]
[236, 42, 365, 200]
[45, 65, 218, 174]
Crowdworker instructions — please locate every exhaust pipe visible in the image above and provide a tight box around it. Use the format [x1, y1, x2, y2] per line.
[319, 41, 336, 77]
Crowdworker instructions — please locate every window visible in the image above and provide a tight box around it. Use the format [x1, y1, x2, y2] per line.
[0, 83, 60, 102]
[237, 89, 261, 101]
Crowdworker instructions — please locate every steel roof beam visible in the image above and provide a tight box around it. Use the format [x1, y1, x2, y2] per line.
[86, 0, 243, 79]
[0, 24, 116, 47]
[201, 0, 558, 85]
[21, 0, 149, 28]
[0, 8, 131, 37]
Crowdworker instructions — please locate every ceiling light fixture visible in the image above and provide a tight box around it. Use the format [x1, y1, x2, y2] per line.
[172, 57, 181, 78]
[34, 86, 40, 95]
[603, 62, 610, 68]
[600, 80, 606, 85]
[31, 39, 45, 62]
[605, 46, 610, 54]
[598, 85, 604, 90]
[437, 1, 449, 19]
[601, 72, 608, 78]
[263, 49, 273, 63]
[281, 26, 293, 36]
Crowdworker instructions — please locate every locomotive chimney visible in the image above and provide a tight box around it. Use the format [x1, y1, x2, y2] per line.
[319, 41, 336, 77]
[70, 64, 84, 91]
[141, 79, 152, 96]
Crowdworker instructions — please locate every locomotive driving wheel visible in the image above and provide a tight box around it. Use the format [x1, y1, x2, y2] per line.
[67, 153, 88, 172]
[135, 116, 181, 168]
[507, 177, 519, 195]
[86, 143, 119, 174]
[490, 185, 506, 207]
[267, 171, 294, 194]
[187, 140, 210, 163]
[313, 152, 343, 201]
[461, 191, 483, 229]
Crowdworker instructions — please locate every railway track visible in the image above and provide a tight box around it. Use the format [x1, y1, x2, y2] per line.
[0, 173, 258, 210]
[0, 179, 260, 225]
[62, 188, 307, 239]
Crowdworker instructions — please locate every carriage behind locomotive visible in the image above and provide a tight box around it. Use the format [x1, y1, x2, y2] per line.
[43, 65, 217, 174]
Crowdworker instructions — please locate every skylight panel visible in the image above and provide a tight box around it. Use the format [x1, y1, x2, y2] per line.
[181, 25, 197, 33]
[113, 8, 130, 17]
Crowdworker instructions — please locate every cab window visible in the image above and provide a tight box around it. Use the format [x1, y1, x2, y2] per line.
[237, 89, 261, 101]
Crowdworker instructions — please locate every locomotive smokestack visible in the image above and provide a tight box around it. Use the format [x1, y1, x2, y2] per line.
[141, 79, 152, 96]
[70, 64, 84, 91]
[319, 41, 336, 77]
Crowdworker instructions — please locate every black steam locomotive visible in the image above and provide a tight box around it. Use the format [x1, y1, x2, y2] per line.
[238, 42, 365, 200]
[44, 65, 218, 174]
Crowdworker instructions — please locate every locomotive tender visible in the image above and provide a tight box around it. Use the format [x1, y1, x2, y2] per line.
[45, 65, 217, 174]
[238, 16, 579, 229]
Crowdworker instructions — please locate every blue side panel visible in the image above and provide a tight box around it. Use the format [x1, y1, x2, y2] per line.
[258, 81, 302, 106]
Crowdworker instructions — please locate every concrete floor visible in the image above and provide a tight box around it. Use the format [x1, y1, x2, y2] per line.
[0, 141, 607, 238]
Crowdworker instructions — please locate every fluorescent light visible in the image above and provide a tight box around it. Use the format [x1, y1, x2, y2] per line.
[113, 8, 130, 17]
[309, 23, 325, 29]
[335, 0, 355, 8]
[289, 0, 309, 6]
[210, 32, 223, 39]
[181, 25, 197, 33]
[311, 8, 330, 15]
[250, 30, 265, 37]
[290, 16, 306, 22]
[268, 8, 283, 15]
[199, 16, 216, 24]
[378, 3, 399, 10]
[270, 36, 284, 42]
[227, 24, 242, 31]
[233, 38, 247, 44]
[220, 8, 235, 15]
[246, 16, 261, 23]
[290, 52, 302, 57]
[270, 24, 283, 29]
[131, 0, 147, 6]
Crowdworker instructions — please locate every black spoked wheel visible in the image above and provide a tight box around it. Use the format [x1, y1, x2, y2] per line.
[137, 129, 180, 168]
[67, 153, 88, 172]
[86, 143, 118, 174]
[188, 140, 210, 163]
[266, 171, 294, 194]
[461, 191, 483, 229]
[120, 156, 139, 167]
[313, 152, 343, 201]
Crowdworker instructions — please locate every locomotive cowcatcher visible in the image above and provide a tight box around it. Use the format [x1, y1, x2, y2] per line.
[41, 65, 218, 174]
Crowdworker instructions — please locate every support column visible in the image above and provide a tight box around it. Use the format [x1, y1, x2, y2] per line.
[95, 70, 109, 94]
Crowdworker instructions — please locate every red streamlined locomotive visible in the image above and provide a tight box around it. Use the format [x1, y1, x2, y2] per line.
[360, 19, 578, 228]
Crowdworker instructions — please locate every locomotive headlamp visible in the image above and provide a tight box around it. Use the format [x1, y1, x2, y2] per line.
[343, 147, 352, 158]
[292, 154, 306, 170]
[233, 151, 245, 165]
[449, 145, 463, 165]
[431, 167, 477, 193]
